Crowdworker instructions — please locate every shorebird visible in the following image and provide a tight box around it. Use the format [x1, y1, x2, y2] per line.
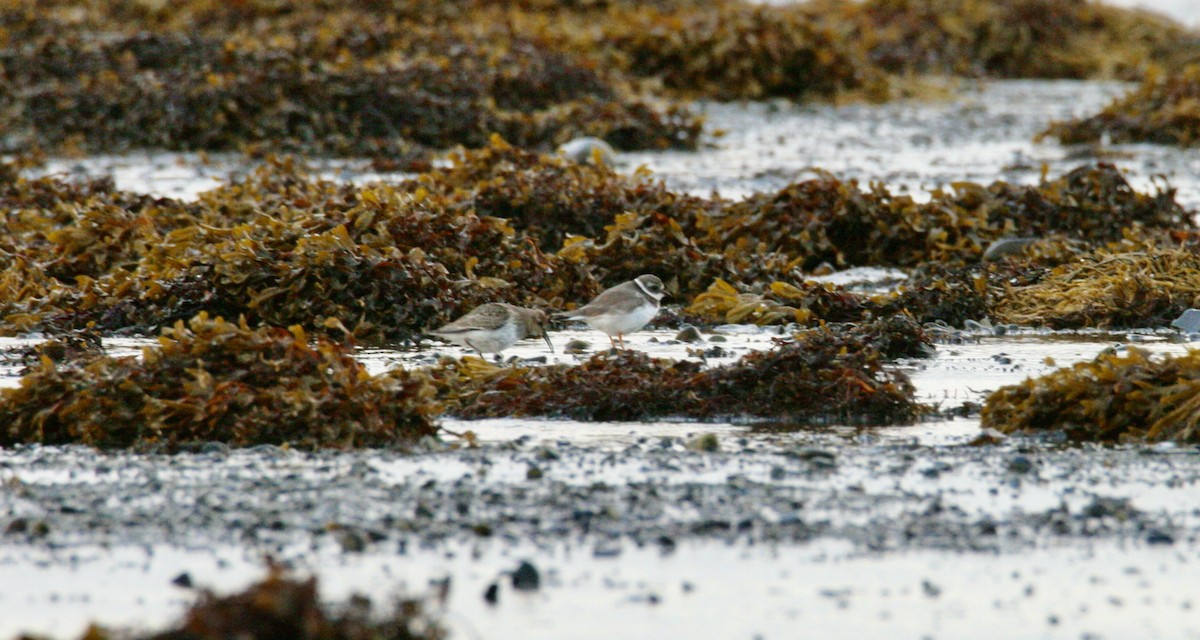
[430, 303, 553, 358]
[555, 274, 666, 349]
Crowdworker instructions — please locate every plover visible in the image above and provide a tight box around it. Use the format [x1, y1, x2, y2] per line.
[556, 274, 666, 349]
[430, 303, 553, 358]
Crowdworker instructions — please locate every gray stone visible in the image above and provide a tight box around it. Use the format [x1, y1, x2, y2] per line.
[983, 237, 1040, 262]
[512, 560, 540, 591]
[556, 137, 616, 165]
[1171, 308, 1200, 333]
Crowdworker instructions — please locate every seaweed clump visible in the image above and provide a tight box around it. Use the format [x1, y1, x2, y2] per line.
[684, 278, 867, 326]
[81, 568, 445, 640]
[4, 0, 1196, 157]
[438, 316, 930, 425]
[401, 136, 711, 252]
[982, 348, 1200, 443]
[599, 2, 889, 101]
[0, 7, 703, 157]
[1041, 65, 1200, 147]
[813, 0, 1192, 80]
[0, 314, 440, 451]
[692, 163, 1187, 277]
[993, 249, 1200, 329]
[0, 156, 600, 342]
[0, 155, 1191, 340]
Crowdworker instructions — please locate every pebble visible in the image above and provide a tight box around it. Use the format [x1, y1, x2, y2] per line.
[556, 136, 616, 165]
[983, 237, 1040, 261]
[564, 339, 591, 354]
[1171, 308, 1200, 334]
[712, 324, 760, 335]
[593, 540, 622, 558]
[512, 560, 540, 591]
[1146, 529, 1175, 545]
[674, 325, 703, 342]
[1008, 456, 1035, 474]
[686, 433, 720, 452]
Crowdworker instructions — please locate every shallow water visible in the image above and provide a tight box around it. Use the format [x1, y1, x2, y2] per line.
[9, 78, 1200, 639]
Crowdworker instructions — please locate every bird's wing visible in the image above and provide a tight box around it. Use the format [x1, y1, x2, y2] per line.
[432, 304, 508, 334]
[570, 283, 647, 317]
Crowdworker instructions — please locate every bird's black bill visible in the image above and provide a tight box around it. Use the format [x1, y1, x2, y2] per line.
[541, 328, 555, 353]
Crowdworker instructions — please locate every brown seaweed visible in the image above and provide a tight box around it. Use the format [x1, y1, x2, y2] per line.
[994, 248, 1200, 329]
[808, 0, 1192, 80]
[1040, 65, 1200, 147]
[982, 348, 1200, 443]
[0, 314, 440, 450]
[80, 568, 445, 640]
[436, 316, 931, 425]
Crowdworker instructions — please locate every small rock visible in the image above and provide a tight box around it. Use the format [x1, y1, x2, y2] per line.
[963, 319, 990, 332]
[556, 136, 616, 165]
[793, 447, 836, 463]
[526, 464, 544, 480]
[338, 529, 367, 553]
[1171, 308, 1200, 334]
[483, 582, 499, 605]
[674, 325, 703, 342]
[976, 432, 1007, 450]
[4, 518, 28, 535]
[593, 540, 622, 558]
[686, 433, 720, 452]
[701, 345, 728, 358]
[564, 339, 591, 354]
[983, 237, 1040, 262]
[922, 579, 942, 598]
[171, 572, 194, 588]
[1082, 496, 1134, 519]
[1146, 529, 1175, 545]
[200, 442, 231, 455]
[712, 324, 759, 335]
[1008, 455, 1035, 474]
[512, 561, 540, 591]
[708, 335, 727, 343]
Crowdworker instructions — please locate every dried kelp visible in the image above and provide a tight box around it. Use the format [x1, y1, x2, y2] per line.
[1041, 65, 1200, 147]
[4, 158, 600, 342]
[0, 156, 1191, 339]
[694, 164, 1187, 275]
[994, 249, 1200, 329]
[702, 175, 951, 270]
[0, 10, 701, 156]
[598, 3, 889, 101]
[83, 568, 445, 640]
[10, 0, 1191, 157]
[982, 348, 1200, 443]
[0, 314, 440, 450]
[684, 278, 867, 326]
[401, 136, 711, 252]
[437, 316, 930, 425]
[949, 164, 1192, 242]
[810, 0, 1192, 80]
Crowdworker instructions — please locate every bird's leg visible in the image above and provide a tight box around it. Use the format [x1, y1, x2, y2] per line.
[465, 339, 485, 360]
[608, 335, 618, 350]
[617, 334, 626, 350]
